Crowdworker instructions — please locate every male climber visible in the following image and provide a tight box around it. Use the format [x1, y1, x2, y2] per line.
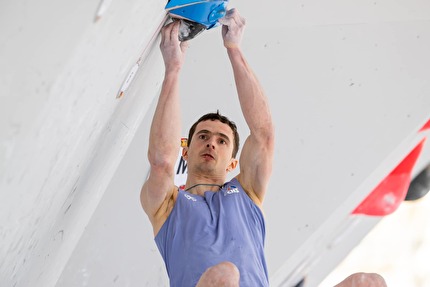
[140, 8, 387, 287]
[141, 8, 273, 286]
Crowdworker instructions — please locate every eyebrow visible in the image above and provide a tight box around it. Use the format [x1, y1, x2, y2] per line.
[196, 130, 231, 143]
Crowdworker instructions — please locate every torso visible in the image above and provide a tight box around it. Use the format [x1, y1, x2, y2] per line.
[154, 178, 269, 287]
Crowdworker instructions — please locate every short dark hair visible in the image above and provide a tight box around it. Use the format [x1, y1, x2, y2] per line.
[187, 111, 240, 158]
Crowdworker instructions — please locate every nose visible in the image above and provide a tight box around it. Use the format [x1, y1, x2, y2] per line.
[206, 143, 215, 149]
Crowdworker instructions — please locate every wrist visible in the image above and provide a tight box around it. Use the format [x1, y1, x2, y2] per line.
[226, 47, 244, 63]
[164, 66, 182, 78]
[226, 46, 242, 55]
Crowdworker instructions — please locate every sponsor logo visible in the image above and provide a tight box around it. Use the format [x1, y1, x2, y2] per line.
[184, 193, 197, 202]
[225, 185, 239, 195]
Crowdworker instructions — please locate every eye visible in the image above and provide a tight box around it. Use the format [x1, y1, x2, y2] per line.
[219, 139, 226, 145]
[199, 134, 207, 140]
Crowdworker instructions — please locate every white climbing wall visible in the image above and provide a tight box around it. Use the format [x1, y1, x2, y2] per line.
[1, 0, 430, 286]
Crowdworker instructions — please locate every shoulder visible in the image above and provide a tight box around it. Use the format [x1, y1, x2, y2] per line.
[148, 186, 179, 237]
[233, 175, 264, 209]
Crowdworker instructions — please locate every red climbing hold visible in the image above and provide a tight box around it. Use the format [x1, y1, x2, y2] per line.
[353, 138, 426, 216]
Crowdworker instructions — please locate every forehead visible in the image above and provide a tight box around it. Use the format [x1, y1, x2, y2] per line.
[195, 120, 234, 138]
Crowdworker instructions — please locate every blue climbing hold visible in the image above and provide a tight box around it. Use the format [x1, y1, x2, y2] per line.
[165, 0, 228, 29]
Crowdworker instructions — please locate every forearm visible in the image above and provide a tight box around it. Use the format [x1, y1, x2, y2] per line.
[227, 48, 274, 138]
[148, 70, 181, 171]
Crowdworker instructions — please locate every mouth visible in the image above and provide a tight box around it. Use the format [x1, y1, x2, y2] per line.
[202, 153, 214, 160]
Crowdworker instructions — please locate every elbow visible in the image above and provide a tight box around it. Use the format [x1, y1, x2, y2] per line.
[260, 122, 275, 148]
[264, 131, 275, 154]
[147, 150, 176, 175]
[252, 124, 275, 153]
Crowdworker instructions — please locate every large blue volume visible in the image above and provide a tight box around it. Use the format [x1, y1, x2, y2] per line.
[165, 0, 229, 29]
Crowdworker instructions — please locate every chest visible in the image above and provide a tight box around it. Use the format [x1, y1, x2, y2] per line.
[171, 189, 264, 242]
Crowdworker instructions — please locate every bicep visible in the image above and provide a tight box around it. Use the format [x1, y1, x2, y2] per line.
[140, 166, 176, 219]
[238, 134, 274, 202]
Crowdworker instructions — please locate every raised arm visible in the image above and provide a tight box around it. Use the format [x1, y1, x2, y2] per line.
[219, 9, 275, 206]
[140, 21, 188, 235]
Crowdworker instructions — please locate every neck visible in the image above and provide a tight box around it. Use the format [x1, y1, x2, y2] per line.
[185, 183, 223, 192]
[184, 179, 225, 195]
[184, 172, 226, 195]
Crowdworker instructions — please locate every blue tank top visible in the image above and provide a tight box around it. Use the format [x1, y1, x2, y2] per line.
[155, 178, 269, 287]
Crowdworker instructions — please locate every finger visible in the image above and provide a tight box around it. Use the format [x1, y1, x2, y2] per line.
[218, 16, 233, 26]
[236, 12, 246, 26]
[160, 26, 168, 47]
[219, 9, 245, 28]
[164, 22, 174, 43]
[225, 8, 236, 17]
[231, 10, 245, 27]
[170, 21, 180, 42]
[161, 22, 173, 44]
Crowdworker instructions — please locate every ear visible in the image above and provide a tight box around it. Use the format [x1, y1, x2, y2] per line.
[226, 158, 238, 172]
[181, 147, 188, 160]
